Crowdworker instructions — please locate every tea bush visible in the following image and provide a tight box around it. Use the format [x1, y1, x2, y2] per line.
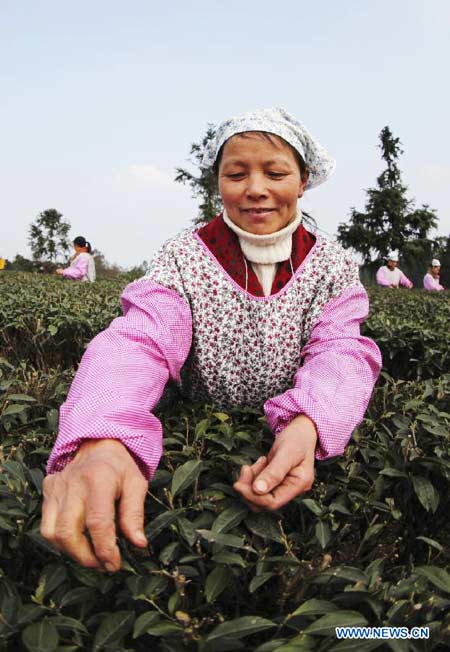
[1, 274, 448, 377]
[363, 290, 450, 380]
[0, 273, 450, 651]
[0, 274, 125, 367]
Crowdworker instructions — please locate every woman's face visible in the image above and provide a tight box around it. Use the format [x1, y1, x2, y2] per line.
[431, 265, 440, 275]
[218, 133, 307, 235]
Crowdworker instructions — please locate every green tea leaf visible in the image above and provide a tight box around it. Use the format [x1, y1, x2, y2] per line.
[6, 394, 36, 402]
[59, 587, 96, 609]
[304, 610, 367, 636]
[197, 529, 249, 549]
[249, 572, 274, 593]
[3, 403, 26, 415]
[212, 551, 246, 567]
[254, 640, 289, 652]
[329, 640, 383, 651]
[27, 468, 44, 494]
[301, 498, 323, 515]
[246, 513, 283, 542]
[206, 616, 276, 642]
[315, 521, 331, 549]
[145, 622, 184, 637]
[290, 599, 337, 618]
[92, 611, 135, 650]
[171, 460, 204, 497]
[379, 468, 408, 478]
[168, 590, 181, 615]
[22, 621, 59, 652]
[315, 566, 368, 585]
[126, 575, 168, 599]
[40, 564, 67, 598]
[416, 566, 450, 594]
[177, 516, 198, 546]
[212, 504, 248, 533]
[48, 616, 88, 634]
[412, 476, 439, 513]
[416, 536, 444, 552]
[213, 412, 230, 422]
[17, 605, 46, 627]
[269, 632, 317, 651]
[205, 566, 230, 603]
[145, 509, 182, 539]
[133, 611, 160, 638]
[159, 541, 181, 565]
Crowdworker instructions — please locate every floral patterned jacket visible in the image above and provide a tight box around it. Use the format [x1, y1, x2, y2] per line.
[48, 215, 381, 480]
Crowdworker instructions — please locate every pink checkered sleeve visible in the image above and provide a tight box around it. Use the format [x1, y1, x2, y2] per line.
[46, 279, 193, 480]
[423, 275, 434, 291]
[399, 272, 413, 288]
[424, 274, 444, 291]
[376, 267, 390, 287]
[264, 284, 382, 459]
[62, 256, 88, 280]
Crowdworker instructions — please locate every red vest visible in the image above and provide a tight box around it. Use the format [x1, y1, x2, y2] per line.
[197, 214, 316, 296]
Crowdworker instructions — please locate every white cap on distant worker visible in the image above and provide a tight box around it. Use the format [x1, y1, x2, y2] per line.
[387, 251, 399, 262]
[431, 259, 441, 267]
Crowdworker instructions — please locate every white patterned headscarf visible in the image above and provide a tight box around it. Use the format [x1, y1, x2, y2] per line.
[201, 106, 336, 190]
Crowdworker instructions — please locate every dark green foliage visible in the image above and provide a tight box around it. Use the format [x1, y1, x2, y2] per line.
[174, 125, 223, 224]
[363, 289, 450, 379]
[1, 274, 448, 379]
[0, 360, 450, 650]
[1, 274, 450, 650]
[337, 127, 439, 267]
[4, 255, 40, 273]
[0, 274, 127, 367]
[28, 209, 71, 264]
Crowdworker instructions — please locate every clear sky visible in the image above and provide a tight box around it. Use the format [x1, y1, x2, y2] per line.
[1, 0, 449, 268]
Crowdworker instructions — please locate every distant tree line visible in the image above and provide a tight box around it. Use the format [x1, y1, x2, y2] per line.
[337, 127, 448, 286]
[3, 208, 148, 279]
[4, 127, 448, 286]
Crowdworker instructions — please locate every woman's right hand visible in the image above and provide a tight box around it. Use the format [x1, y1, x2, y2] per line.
[41, 439, 148, 572]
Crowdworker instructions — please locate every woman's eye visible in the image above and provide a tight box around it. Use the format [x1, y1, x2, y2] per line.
[226, 173, 245, 179]
[267, 171, 286, 179]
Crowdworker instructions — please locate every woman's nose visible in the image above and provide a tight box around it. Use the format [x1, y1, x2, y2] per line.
[245, 173, 268, 198]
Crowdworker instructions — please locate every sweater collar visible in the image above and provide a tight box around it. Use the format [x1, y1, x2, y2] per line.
[222, 209, 303, 264]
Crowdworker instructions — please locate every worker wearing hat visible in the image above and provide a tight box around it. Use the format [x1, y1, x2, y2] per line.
[376, 251, 413, 289]
[423, 259, 445, 291]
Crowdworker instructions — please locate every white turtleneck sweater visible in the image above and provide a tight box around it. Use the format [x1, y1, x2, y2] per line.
[223, 209, 303, 296]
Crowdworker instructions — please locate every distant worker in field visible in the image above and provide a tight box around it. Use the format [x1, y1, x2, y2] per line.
[0, 257, 5, 271]
[56, 236, 96, 282]
[376, 251, 413, 289]
[423, 259, 445, 291]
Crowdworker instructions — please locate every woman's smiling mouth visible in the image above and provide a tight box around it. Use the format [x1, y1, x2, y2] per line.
[241, 208, 276, 218]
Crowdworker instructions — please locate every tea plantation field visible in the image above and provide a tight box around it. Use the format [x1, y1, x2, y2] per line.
[0, 272, 449, 651]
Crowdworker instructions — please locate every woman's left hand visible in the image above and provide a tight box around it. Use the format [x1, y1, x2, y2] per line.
[55, 269, 64, 275]
[233, 415, 317, 511]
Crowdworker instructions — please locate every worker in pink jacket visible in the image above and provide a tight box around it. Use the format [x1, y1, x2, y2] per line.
[41, 107, 382, 573]
[376, 251, 413, 288]
[423, 259, 445, 291]
[56, 236, 96, 282]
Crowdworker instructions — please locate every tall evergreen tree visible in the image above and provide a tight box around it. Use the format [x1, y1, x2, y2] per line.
[29, 209, 71, 263]
[337, 127, 438, 266]
[175, 125, 222, 223]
